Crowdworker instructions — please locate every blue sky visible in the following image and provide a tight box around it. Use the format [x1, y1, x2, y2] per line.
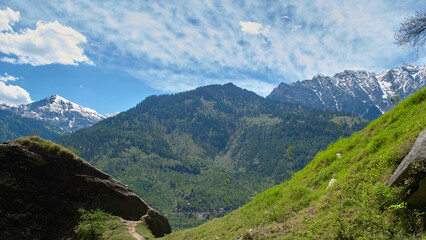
[0, 0, 424, 114]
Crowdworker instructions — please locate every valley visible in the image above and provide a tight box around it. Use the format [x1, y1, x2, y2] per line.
[164, 85, 426, 239]
[0, 66, 424, 237]
[57, 83, 368, 229]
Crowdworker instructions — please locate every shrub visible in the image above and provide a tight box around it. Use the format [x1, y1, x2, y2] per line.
[74, 209, 115, 240]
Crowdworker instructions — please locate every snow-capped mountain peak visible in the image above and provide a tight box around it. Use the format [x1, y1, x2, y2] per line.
[267, 64, 425, 119]
[39, 94, 100, 118]
[0, 95, 114, 132]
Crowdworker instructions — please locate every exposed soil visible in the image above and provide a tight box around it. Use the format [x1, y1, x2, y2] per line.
[122, 219, 144, 240]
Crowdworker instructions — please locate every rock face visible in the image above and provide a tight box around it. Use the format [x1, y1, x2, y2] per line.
[387, 130, 426, 208]
[267, 64, 425, 119]
[0, 138, 171, 239]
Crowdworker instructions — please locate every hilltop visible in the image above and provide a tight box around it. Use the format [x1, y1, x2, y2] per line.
[165, 88, 426, 239]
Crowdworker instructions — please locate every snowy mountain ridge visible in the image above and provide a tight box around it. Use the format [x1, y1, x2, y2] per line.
[0, 95, 113, 132]
[267, 64, 425, 119]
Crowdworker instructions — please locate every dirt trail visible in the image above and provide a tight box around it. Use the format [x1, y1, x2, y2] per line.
[122, 219, 144, 240]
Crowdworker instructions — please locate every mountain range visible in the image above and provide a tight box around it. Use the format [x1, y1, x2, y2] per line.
[0, 64, 423, 143]
[0, 95, 113, 141]
[267, 64, 425, 119]
[0, 63, 424, 236]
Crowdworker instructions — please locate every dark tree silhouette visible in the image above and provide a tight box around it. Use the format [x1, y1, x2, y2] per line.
[395, 11, 426, 52]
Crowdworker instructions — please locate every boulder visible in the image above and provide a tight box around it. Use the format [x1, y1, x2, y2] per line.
[0, 138, 171, 239]
[143, 208, 173, 238]
[387, 130, 426, 208]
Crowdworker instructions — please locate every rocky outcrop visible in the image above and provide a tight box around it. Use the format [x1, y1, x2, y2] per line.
[0, 138, 171, 239]
[387, 130, 426, 208]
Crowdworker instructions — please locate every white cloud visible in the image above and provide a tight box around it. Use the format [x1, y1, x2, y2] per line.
[0, 7, 19, 31]
[0, 72, 31, 105]
[239, 21, 270, 35]
[0, 81, 32, 105]
[5, 0, 424, 94]
[291, 25, 302, 32]
[0, 8, 92, 66]
[0, 57, 16, 64]
[0, 73, 20, 82]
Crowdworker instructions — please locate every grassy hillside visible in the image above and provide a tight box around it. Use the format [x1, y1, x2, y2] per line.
[58, 83, 367, 230]
[164, 88, 426, 239]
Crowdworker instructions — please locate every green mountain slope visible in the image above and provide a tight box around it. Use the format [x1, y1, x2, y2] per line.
[0, 109, 62, 142]
[165, 88, 426, 239]
[57, 83, 367, 230]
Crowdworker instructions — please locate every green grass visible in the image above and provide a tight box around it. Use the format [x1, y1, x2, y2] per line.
[73, 209, 135, 240]
[330, 115, 369, 128]
[164, 88, 426, 239]
[135, 220, 155, 239]
[16, 136, 83, 161]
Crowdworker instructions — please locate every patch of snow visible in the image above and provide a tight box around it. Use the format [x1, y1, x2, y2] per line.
[378, 78, 392, 100]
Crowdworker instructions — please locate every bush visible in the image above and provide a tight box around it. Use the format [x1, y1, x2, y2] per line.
[74, 209, 115, 240]
[73, 209, 136, 240]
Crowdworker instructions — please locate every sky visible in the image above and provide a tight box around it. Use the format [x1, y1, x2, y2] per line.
[0, 0, 424, 114]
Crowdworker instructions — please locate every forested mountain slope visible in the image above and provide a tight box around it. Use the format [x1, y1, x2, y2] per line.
[57, 83, 367, 229]
[166, 88, 426, 239]
[0, 109, 62, 142]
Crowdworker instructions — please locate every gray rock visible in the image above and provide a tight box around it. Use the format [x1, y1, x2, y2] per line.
[387, 129, 426, 208]
[143, 208, 173, 238]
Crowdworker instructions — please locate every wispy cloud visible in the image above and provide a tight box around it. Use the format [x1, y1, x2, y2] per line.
[131, 68, 275, 96]
[291, 25, 302, 32]
[2, 0, 424, 95]
[0, 72, 20, 82]
[0, 8, 92, 66]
